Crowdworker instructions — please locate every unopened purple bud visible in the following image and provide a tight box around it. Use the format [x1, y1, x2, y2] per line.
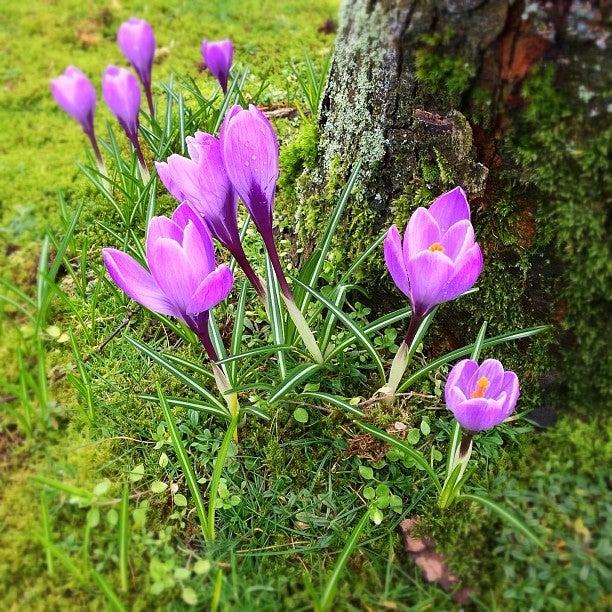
[445, 359, 520, 431]
[102, 65, 141, 138]
[383, 187, 483, 317]
[201, 39, 233, 94]
[221, 104, 278, 241]
[50, 66, 96, 134]
[117, 18, 156, 115]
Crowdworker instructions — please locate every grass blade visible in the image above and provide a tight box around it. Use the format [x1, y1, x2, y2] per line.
[118, 484, 129, 592]
[293, 278, 385, 381]
[269, 363, 322, 404]
[266, 255, 287, 378]
[301, 391, 364, 417]
[157, 383, 210, 540]
[207, 411, 240, 540]
[318, 506, 372, 612]
[126, 335, 226, 413]
[230, 281, 249, 384]
[459, 493, 543, 547]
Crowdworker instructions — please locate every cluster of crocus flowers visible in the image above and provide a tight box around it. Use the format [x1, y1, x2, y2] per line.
[384, 187, 483, 393]
[157, 104, 323, 363]
[102, 204, 237, 413]
[201, 39, 234, 94]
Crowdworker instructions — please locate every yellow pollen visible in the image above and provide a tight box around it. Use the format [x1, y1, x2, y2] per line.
[471, 376, 490, 399]
[428, 242, 445, 253]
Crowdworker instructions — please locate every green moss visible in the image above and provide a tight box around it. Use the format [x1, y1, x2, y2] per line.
[415, 31, 475, 106]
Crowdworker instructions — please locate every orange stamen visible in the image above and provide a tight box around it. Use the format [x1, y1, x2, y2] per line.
[470, 376, 490, 399]
[428, 242, 445, 253]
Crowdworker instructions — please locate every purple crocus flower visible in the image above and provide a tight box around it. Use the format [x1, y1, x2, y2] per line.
[221, 104, 323, 362]
[102, 203, 233, 353]
[201, 39, 233, 94]
[117, 17, 156, 116]
[102, 65, 147, 171]
[384, 187, 483, 320]
[221, 105, 284, 286]
[445, 358, 520, 431]
[155, 131, 267, 303]
[50, 66, 103, 167]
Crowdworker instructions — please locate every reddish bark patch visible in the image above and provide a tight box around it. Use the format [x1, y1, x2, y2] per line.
[400, 517, 474, 604]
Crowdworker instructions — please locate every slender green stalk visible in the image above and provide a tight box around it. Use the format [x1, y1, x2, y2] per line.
[210, 568, 224, 612]
[318, 506, 373, 612]
[118, 483, 129, 592]
[157, 384, 210, 541]
[40, 493, 54, 575]
[207, 411, 240, 541]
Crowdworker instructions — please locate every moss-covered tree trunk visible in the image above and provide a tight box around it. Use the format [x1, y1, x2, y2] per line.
[317, 0, 610, 409]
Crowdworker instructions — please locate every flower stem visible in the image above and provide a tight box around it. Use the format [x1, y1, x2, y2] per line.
[230, 244, 269, 311]
[143, 79, 155, 118]
[195, 313, 240, 438]
[438, 429, 473, 509]
[386, 313, 424, 398]
[263, 234, 323, 363]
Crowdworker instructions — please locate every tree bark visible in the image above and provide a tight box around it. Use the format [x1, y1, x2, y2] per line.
[317, 0, 610, 409]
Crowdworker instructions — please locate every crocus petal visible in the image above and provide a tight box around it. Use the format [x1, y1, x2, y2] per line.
[445, 359, 478, 406]
[451, 397, 507, 431]
[155, 155, 198, 202]
[102, 65, 141, 135]
[146, 216, 183, 260]
[102, 248, 178, 316]
[117, 18, 156, 84]
[50, 66, 96, 131]
[183, 133, 241, 248]
[440, 220, 474, 261]
[181, 219, 216, 279]
[406, 250, 454, 315]
[218, 104, 242, 145]
[472, 359, 505, 397]
[441, 243, 483, 302]
[201, 39, 233, 92]
[147, 238, 194, 312]
[187, 264, 234, 315]
[222, 105, 279, 229]
[428, 186, 470, 233]
[404, 207, 441, 260]
[383, 225, 410, 298]
[500, 371, 520, 418]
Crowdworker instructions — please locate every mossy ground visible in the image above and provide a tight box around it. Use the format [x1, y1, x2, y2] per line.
[0, 1, 609, 610]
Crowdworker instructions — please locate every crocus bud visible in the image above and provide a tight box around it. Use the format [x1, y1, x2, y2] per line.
[384, 187, 483, 318]
[221, 104, 322, 363]
[102, 65, 141, 138]
[445, 358, 520, 431]
[221, 105, 278, 244]
[201, 39, 233, 93]
[155, 132, 267, 303]
[103, 203, 233, 338]
[50, 66, 96, 134]
[117, 17, 156, 115]
[102, 65, 147, 173]
[51, 66, 104, 168]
